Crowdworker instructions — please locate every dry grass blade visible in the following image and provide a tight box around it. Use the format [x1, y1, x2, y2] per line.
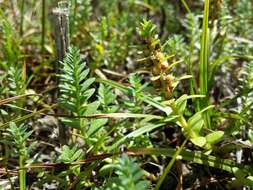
[0, 94, 41, 106]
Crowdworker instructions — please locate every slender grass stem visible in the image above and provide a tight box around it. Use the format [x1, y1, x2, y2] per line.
[155, 139, 188, 190]
[19, 155, 26, 190]
[0, 104, 57, 129]
[180, 0, 191, 14]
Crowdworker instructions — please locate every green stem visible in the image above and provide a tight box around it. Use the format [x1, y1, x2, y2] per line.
[181, 115, 197, 138]
[171, 103, 196, 139]
[180, 0, 191, 13]
[155, 139, 188, 190]
[19, 155, 26, 190]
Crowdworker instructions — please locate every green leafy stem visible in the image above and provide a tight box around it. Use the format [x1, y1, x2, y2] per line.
[24, 147, 253, 187]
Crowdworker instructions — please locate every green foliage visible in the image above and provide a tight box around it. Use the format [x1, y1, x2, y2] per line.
[1, 0, 253, 189]
[98, 84, 118, 113]
[59, 46, 95, 132]
[199, 0, 211, 128]
[101, 155, 150, 190]
[70, 0, 92, 34]
[2, 122, 35, 190]
[58, 145, 84, 178]
[124, 74, 149, 113]
[75, 0, 92, 21]
[3, 122, 34, 157]
[0, 14, 20, 67]
[138, 19, 157, 39]
[234, 61, 253, 145]
[59, 145, 84, 163]
[58, 47, 111, 151]
[8, 65, 25, 96]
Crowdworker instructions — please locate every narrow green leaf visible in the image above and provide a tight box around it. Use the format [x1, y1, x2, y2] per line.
[59, 101, 77, 113]
[87, 118, 108, 137]
[205, 131, 224, 145]
[85, 113, 163, 120]
[80, 88, 95, 102]
[108, 123, 165, 151]
[140, 95, 172, 115]
[61, 118, 81, 129]
[175, 94, 205, 106]
[175, 94, 188, 114]
[188, 105, 214, 134]
[83, 101, 100, 115]
[188, 113, 204, 135]
[177, 75, 193, 81]
[79, 68, 90, 82]
[199, 0, 209, 96]
[199, 0, 211, 129]
[72, 149, 83, 161]
[97, 79, 129, 94]
[191, 137, 206, 147]
[80, 78, 95, 92]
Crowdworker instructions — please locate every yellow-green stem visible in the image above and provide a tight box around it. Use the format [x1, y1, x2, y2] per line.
[179, 115, 196, 138]
[155, 139, 188, 190]
[19, 155, 26, 190]
[171, 103, 196, 139]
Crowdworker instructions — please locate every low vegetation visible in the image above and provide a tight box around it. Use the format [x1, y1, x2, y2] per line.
[0, 0, 253, 189]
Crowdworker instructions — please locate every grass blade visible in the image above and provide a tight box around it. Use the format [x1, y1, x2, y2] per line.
[0, 94, 41, 106]
[108, 123, 165, 151]
[0, 104, 57, 128]
[199, 0, 211, 128]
